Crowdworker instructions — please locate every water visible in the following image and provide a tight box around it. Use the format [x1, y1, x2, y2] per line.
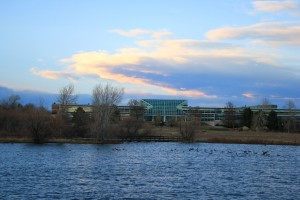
[0, 142, 299, 199]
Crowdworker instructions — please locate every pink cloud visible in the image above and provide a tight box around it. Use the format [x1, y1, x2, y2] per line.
[252, 0, 299, 13]
[206, 22, 300, 47]
[243, 93, 254, 98]
[30, 68, 78, 81]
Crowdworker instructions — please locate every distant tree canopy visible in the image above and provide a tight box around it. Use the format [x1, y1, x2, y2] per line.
[224, 101, 236, 128]
[57, 84, 78, 113]
[72, 107, 90, 137]
[285, 100, 297, 133]
[242, 107, 253, 128]
[267, 110, 278, 131]
[252, 110, 268, 131]
[1, 95, 21, 109]
[26, 105, 52, 144]
[261, 98, 272, 108]
[128, 99, 144, 120]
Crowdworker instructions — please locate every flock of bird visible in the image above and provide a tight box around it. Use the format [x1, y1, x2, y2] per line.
[112, 147, 277, 156]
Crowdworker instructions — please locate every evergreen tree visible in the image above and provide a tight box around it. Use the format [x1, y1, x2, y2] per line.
[242, 107, 253, 128]
[267, 110, 278, 131]
[72, 107, 90, 137]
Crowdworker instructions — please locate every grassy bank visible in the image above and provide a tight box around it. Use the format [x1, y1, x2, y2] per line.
[193, 131, 300, 145]
[151, 126, 300, 145]
[1, 127, 300, 145]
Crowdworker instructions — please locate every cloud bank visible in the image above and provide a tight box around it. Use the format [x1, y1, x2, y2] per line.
[252, 0, 299, 14]
[32, 2, 300, 106]
[206, 21, 300, 47]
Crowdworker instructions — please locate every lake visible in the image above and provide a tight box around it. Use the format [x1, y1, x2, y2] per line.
[0, 142, 299, 199]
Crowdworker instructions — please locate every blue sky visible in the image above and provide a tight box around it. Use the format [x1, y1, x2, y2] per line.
[1, 0, 300, 108]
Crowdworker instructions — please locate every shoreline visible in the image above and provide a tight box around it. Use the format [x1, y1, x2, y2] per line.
[1, 131, 300, 145]
[194, 131, 300, 146]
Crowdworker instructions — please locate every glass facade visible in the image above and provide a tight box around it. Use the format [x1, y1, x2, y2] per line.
[141, 99, 188, 121]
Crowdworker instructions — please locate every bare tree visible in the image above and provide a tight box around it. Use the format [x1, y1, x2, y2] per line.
[0, 95, 24, 135]
[91, 83, 124, 140]
[26, 105, 52, 143]
[285, 100, 296, 133]
[1, 95, 21, 109]
[252, 110, 268, 131]
[116, 99, 145, 138]
[57, 84, 78, 112]
[178, 115, 199, 141]
[250, 98, 272, 131]
[56, 84, 78, 137]
[261, 98, 271, 108]
[224, 101, 236, 128]
[128, 99, 145, 120]
[120, 116, 143, 138]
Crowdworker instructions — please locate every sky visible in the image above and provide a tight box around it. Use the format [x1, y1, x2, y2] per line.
[1, 0, 300, 108]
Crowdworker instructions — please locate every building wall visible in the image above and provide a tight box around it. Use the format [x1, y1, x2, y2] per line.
[51, 104, 131, 120]
[51, 101, 300, 126]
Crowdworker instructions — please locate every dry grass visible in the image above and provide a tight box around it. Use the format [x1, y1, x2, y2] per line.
[1, 126, 299, 145]
[151, 126, 300, 145]
[193, 130, 300, 145]
[0, 137, 32, 143]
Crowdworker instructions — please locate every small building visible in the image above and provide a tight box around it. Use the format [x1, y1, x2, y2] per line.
[51, 103, 131, 120]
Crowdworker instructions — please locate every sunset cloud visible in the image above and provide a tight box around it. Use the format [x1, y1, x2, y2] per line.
[162, 88, 217, 98]
[252, 0, 299, 13]
[243, 93, 255, 99]
[32, 28, 298, 102]
[31, 68, 78, 81]
[206, 22, 300, 46]
[60, 49, 219, 98]
[4, 0, 300, 109]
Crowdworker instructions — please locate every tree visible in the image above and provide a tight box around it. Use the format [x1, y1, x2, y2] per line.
[111, 105, 121, 122]
[1, 95, 21, 109]
[252, 110, 267, 131]
[178, 115, 199, 141]
[91, 83, 124, 140]
[154, 114, 163, 126]
[128, 99, 144, 120]
[57, 84, 78, 113]
[119, 116, 143, 138]
[251, 99, 273, 132]
[261, 98, 271, 108]
[116, 99, 145, 138]
[285, 100, 296, 133]
[56, 84, 78, 136]
[72, 107, 90, 137]
[224, 101, 236, 128]
[267, 110, 278, 131]
[0, 95, 24, 135]
[242, 107, 253, 128]
[26, 105, 52, 143]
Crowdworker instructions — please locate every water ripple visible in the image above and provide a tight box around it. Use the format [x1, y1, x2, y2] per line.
[0, 143, 299, 199]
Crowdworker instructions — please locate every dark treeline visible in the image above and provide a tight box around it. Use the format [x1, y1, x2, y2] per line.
[224, 100, 300, 133]
[0, 84, 199, 143]
[0, 95, 144, 143]
[0, 95, 54, 143]
[1, 85, 298, 144]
